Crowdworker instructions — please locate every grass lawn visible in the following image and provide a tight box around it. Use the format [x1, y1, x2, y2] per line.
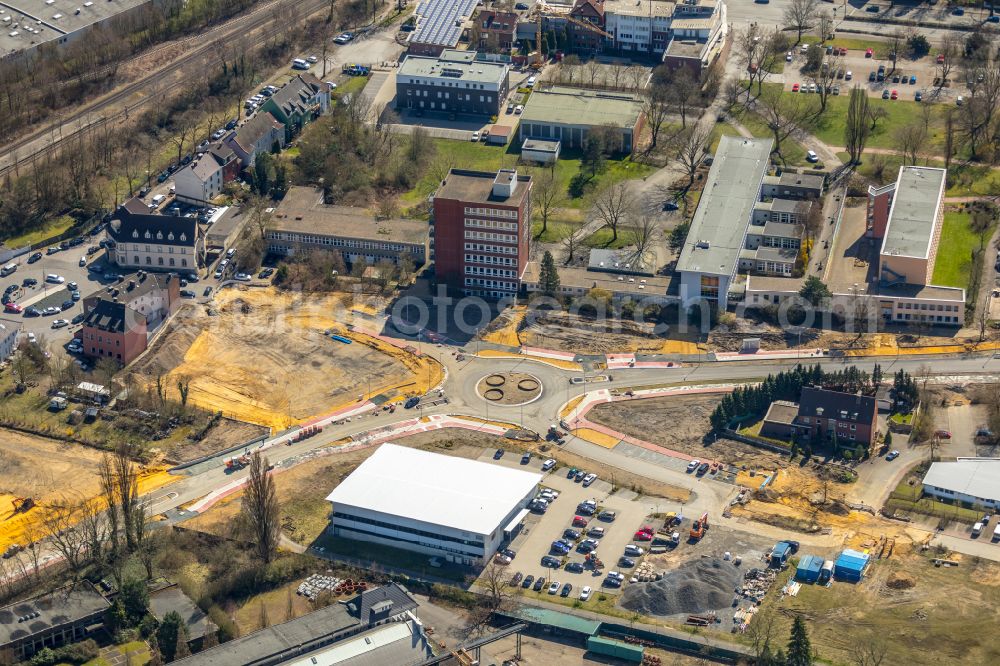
[312, 533, 471, 582]
[531, 220, 582, 243]
[709, 121, 743, 153]
[889, 412, 913, 425]
[335, 74, 371, 98]
[583, 226, 635, 249]
[3, 215, 75, 248]
[947, 163, 1000, 197]
[738, 111, 810, 166]
[400, 139, 654, 212]
[931, 212, 991, 290]
[802, 33, 891, 55]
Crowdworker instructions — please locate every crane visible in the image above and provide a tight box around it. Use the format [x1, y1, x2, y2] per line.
[532, 5, 613, 67]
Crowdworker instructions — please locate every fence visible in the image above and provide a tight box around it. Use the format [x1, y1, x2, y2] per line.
[719, 429, 793, 456]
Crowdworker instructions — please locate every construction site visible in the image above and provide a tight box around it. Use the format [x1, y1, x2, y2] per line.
[134, 288, 443, 430]
[0, 429, 175, 554]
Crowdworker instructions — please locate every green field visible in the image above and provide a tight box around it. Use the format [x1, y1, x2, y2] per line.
[947, 164, 1000, 197]
[931, 212, 989, 290]
[737, 111, 811, 166]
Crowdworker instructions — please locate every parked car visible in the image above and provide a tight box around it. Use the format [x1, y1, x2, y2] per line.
[792, 83, 800, 92]
[560, 583, 572, 597]
[598, 510, 617, 522]
[566, 561, 585, 573]
[258, 268, 275, 279]
[61, 300, 75, 311]
[203, 286, 214, 297]
[572, 515, 589, 528]
[541, 556, 561, 568]
[579, 586, 592, 600]
[67, 281, 77, 291]
[494, 448, 505, 459]
[334, 32, 354, 44]
[27, 252, 42, 264]
[24, 306, 40, 317]
[541, 458, 556, 471]
[71, 313, 85, 324]
[521, 575, 534, 589]
[687, 459, 701, 473]
[547, 581, 560, 594]
[619, 556, 636, 568]
[582, 473, 597, 487]
[624, 544, 645, 557]
[509, 572, 523, 587]
[51, 318, 70, 329]
[521, 452, 532, 464]
[3, 303, 21, 313]
[935, 430, 952, 439]
[42, 306, 60, 316]
[22, 278, 37, 287]
[514, 105, 524, 114]
[882, 88, 891, 99]
[404, 396, 420, 409]
[886, 450, 900, 461]
[234, 272, 252, 282]
[588, 526, 605, 538]
[532, 577, 546, 591]
[697, 462, 711, 475]
[45, 274, 65, 284]
[180, 289, 196, 298]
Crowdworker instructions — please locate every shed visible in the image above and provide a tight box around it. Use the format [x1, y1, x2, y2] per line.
[770, 541, 792, 568]
[834, 549, 870, 582]
[586, 636, 644, 663]
[796, 554, 823, 583]
[521, 138, 560, 164]
[486, 125, 512, 146]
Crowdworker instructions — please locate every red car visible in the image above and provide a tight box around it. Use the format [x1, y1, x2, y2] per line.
[792, 83, 800, 92]
[572, 516, 589, 528]
[839, 47, 848, 56]
[890, 89, 898, 99]
[936, 53, 945, 64]
[865, 48, 873, 58]
[4, 303, 22, 313]
[634, 531, 653, 541]
[935, 430, 952, 439]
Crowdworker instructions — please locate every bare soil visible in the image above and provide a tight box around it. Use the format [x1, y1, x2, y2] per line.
[166, 418, 269, 463]
[520, 312, 701, 355]
[588, 394, 788, 470]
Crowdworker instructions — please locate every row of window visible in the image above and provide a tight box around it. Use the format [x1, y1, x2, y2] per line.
[465, 254, 517, 266]
[406, 89, 493, 103]
[464, 266, 516, 278]
[123, 255, 189, 267]
[464, 230, 517, 243]
[464, 277, 517, 291]
[761, 237, 800, 249]
[464, 207, 518, 219]
[332, 511, 485, 549]
[897, 302, 959, 312]
[464, 242, 517, 255]
[81, 333, 122, 344]
[267, 232, 412, 252]
[801, 417, 859, 431]
[403, 78, 491, 90]
[894, 313, 960, 323]
[90, 348, 124, 360]
[128, 244, 189, 254]
[465, 218, 518, 231]
[756, 260, 794, 274]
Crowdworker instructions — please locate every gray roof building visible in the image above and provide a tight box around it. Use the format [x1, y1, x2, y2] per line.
[398, 49, 508, 86]
[923, 459, 1000, 508]
[519, 87, 644, 129]
[0, 584, 109, 661]
[677, 136, 772, 305]
[880, 166, 947, 259]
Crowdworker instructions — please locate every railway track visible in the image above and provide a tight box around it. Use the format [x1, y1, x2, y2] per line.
[0, 0, 329, 179]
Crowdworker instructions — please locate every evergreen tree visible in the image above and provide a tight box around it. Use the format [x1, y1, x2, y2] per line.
[157, 611, 185, 662]
[538, 250, 561, 297]
[787, 616, 813, 666]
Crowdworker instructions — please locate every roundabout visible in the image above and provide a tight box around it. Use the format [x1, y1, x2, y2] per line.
[475, 371, 543, 406]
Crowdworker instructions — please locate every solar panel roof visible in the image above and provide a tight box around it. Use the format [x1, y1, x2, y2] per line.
[411, 0, 478, 47]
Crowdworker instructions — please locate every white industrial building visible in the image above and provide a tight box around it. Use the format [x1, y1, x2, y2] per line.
[325, 443, 541, 566]
[923, 458, 1000, 510]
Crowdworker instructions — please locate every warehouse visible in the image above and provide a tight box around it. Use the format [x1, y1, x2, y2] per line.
[518, 87, 645, 154]
[922, 458, 1000, 510]
[326, 444, 542, 566]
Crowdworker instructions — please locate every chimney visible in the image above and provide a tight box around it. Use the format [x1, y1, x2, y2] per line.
[492, 169, 517, 198]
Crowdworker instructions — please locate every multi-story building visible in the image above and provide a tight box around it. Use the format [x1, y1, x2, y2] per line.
[407, 0, 478, 56]
[223, 111, 285, 169]
[662, 0, 729, 76]
[108, 200, 204, 272]
[676, 135, 773, 306]
[740, 221, 804, 277]
[258, 74, 331, 140]
[431, 168, 533, 299]
[396, 50, 510, 117]
[0, 318, 20, 361]
[603, 0, 673, 54]
[173, 145, 237, 205]
[77, 271, 180, 364]
[877, 166, 945, 287]
[569, 0, 607, 55]
[474, 9, 518, 52]
[267, 186, 427, 267]
[760, 386, 879, 449]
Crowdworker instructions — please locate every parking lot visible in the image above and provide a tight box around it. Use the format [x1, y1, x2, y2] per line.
[478, 449, 683, 604]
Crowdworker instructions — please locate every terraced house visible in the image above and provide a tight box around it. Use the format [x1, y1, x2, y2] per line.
[258, 73, 332, 140]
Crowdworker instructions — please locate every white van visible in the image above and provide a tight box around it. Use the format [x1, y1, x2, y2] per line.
[292, 58, 311, 70]
[973, 521, 984, 537]
[0, 263, 16, 277]
[150, 194, 166, 208]
[806, 150, 819, 163]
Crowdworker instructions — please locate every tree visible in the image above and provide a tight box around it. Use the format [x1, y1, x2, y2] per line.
[241, 451, 280, 563]
[533, 168, 564, 238]
[886, 29, 906, 75]
[787, 616, 814, 666]
[561, 225, 586, 264]
[253, 152, 274, 197]
[783, 0, 820, 43]
[41, 498, 88, 575]
[671, 124, 712, 190]
[668, 221, 690, 255]
[581, 131, 607, 180]
[119, 576, 150, 627]
[807, 55, 837, 113]
[844, 87, 871, 164]
[590, 180, 635, 244]
[538, 251, 560, 297]
[642, 84, 673, 150]
[817, 12, 835, 42]
[758, 86, 814, 163]
[907, 34, 931, 59]
[468, 562, 514, 633]
[799, 276, 832, 306]
[893, 120, 927, 166]
[157, 611, 187, 662]
[630, 215, 660, 269]
[936, 32, 960, 91]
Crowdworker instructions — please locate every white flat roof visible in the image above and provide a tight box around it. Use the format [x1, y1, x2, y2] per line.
[326, 443, 542, 535]
[923, 459, 1000, 504]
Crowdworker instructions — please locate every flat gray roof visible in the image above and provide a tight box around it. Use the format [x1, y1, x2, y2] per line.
[924, 459, 1000, 504]
[0, 0, 148, 55]
[0, 584, 109, 646]
[398, 50, 508, 85]
[523, 262, 671, 295]
[520, 86, 644, 129]
[271, 187, 427, 245]
[677, 135, 773, 277]
[880, 166, 946, 259]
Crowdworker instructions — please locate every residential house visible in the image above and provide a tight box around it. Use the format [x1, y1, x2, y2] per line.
[661, 0, 729, 77]
[740, 221, 804, 277]
[603, 0, 673, 55]
[173, 145, 237, 205]
[760, 386, 879, 449]
[223, 111, 285, 169]
[108, 202, 204, 272]
[474, 9, 518, 52]
[258, 74, 331, 141]
[569, 0, 606, 55]
[760, 171, 824, 199]
[0, 318, 20, 361]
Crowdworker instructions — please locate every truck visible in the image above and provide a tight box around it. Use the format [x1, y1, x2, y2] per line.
[49, 396, 68, 411]
[690, 512, 709, 541]
[225, 454, 251, 472]
[994, 525, 1000, 542]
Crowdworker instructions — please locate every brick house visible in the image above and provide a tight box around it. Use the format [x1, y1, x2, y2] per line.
[474, 9, 518, 52]
[258, 74, 331, 141]
[760, 386, 879, 449]
[570, 0, 605, 55]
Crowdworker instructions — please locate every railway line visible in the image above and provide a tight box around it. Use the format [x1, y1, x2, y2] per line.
[0, 0, 329, 179]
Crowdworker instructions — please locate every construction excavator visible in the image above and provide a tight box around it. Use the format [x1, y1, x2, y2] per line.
[531, 2, 613, 68]
[11, 497, 35, 514]
[690, 512, 709, 541]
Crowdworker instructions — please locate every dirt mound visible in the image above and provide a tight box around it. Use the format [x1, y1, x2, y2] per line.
[620, 558, 740, 617]
[887, 572, 916, 590]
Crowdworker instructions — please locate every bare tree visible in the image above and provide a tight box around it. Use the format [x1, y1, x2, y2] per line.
[590, 181, 636, 244]
[758, 86, 815, 164]
[737, 25, 783, 98]
[561, 225, 587, 264]
[886, 29, 906, 75]
[808, 56, 838, 113]
[851, 635, 889, 666]
[671, 124, 712, 190]
[783, 0, 821, 43]
[41, 498, 88, 575]
[943, 109, 955, 169]
[642, 85, 673, 150]
[241, 451, 280, 563]
[817, 12, 835, 42]
[629, 215, 660, 269]
[469, 561, 515, 633]
[936, 32, 960, 91]
[893, 121, 928, 166]
[533, 168, 565, 238]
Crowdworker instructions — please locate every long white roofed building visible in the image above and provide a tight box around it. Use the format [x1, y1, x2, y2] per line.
[326, 443, 541, 566]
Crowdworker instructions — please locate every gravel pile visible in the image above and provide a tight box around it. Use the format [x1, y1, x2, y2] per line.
[620, 558, 741, 617]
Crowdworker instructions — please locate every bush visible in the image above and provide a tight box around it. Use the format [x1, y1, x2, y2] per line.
[907, 34, 931, 58]
[29, 639, 99, 665]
